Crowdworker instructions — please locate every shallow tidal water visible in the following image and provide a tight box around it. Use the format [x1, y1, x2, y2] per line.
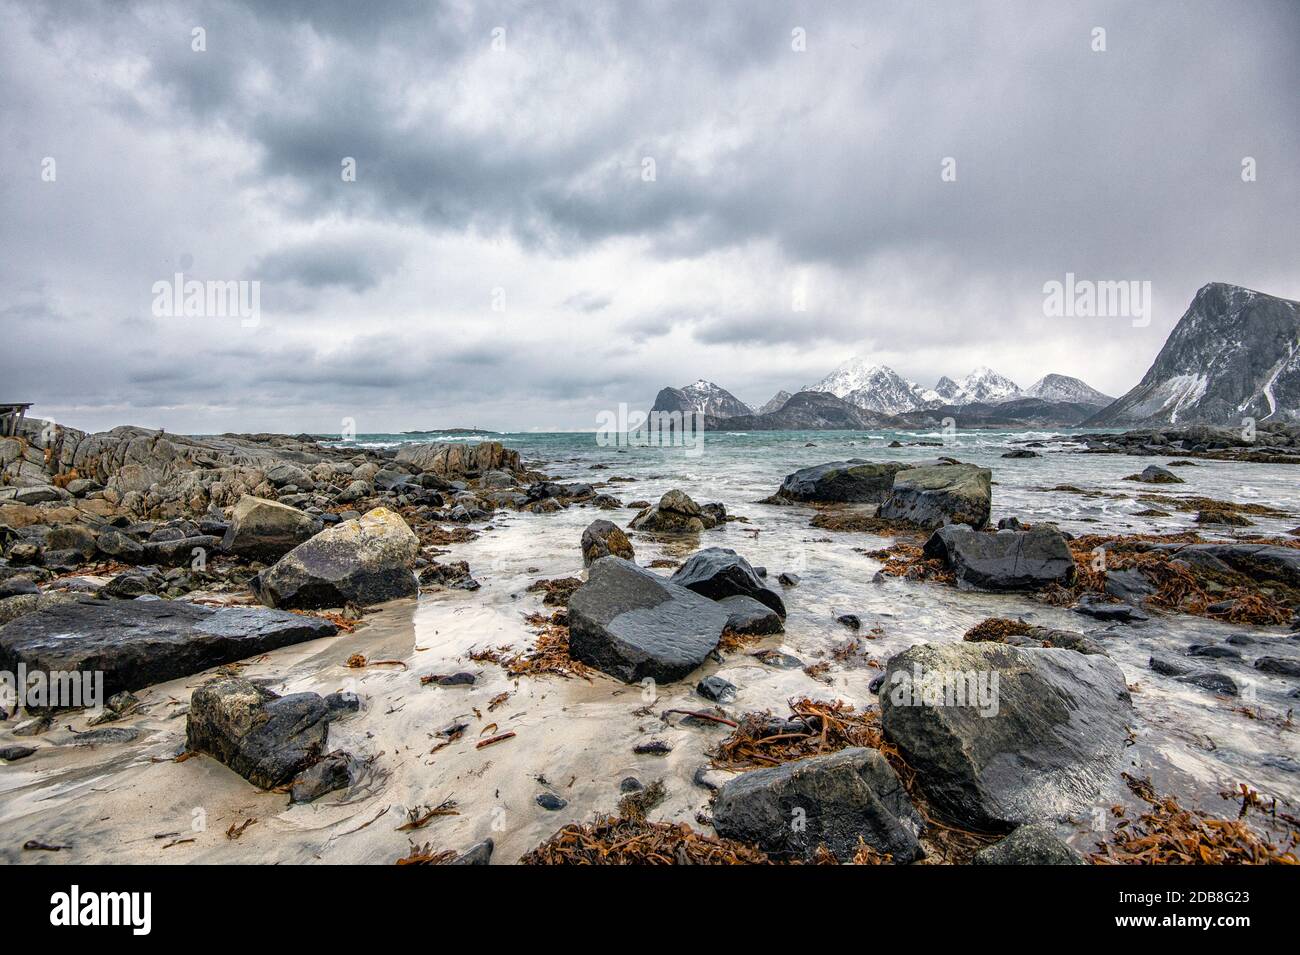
[2, 429, 1297, 864]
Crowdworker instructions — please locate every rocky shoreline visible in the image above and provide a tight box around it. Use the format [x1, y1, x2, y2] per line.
[1, 418, 1297, 865]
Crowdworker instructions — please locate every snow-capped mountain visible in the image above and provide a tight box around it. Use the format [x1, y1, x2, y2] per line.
[933, 376, 964, 403]
[757, 390, 792, 415]
[1025, 374, 1113, 407]
[650, 379, 753, 418]
[1086, 283, 1300, 427]
[950, 366, 1023, 404]
[804, 358, 939, 414]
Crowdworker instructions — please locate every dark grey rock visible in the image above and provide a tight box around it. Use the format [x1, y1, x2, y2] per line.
[1188, 644, 1241, 660]
[716, 594, 784, 635]
[711, 747, 925, 863]
[449, 839, 494, 865]
[1104, 568, 1156, 603]
[772, 460, 905, 503]
[0, 600, 337, 703]
[290, 751, 353, 803]
[836, 613, 861, 630]
[1255, 656, 1300, 678]
[0, 577, 39, 598]
[536, 793, 568, 811]
[1074, 595, 1148, 623]
[567, 557, 728, 684]
[922, 524, 1074, 592]
[1149, 655, 1193, 676]
[697, 675, 737, 703]
[187, 677, 332, 789]
[0, 744, 36, 761]
[1176, 672, 1238, 695]
[972, 824, 1084, 865]
[669, 548, 786, 619]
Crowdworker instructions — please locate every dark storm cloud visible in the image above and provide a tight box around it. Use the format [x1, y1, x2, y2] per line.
[2, 0, 1297, 431]
[255, 237, 407, 293]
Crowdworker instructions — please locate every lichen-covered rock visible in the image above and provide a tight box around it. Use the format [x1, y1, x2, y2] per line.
[581, 519, 635, 566]
[880, 463, 991, 529]
[972, 823, 1085, 865]
[629, 489, 706, 535]
[393, 441, 520, 477]
[221, 495, 322, 560]
[253, 507, 419, 609]
[186, 677, 332, 789]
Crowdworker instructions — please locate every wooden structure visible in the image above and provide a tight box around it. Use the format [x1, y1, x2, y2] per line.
[0, 403, 32, 437]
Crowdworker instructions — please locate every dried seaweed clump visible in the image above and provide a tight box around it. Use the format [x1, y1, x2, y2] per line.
[616, 779, 668, 822]
[810, 508, 918, 535]
[526, 576, 583, 606]
[962, 617, 1034, 644]
[469, 611, 591, 679]
[1090, 775, 1298, 865]
[709, 697, 902, 774]
[521, 816, 774, 865]
[1053, 533, 1298, 625]
[864, 542, 954, 584]
[394, 842, 458, 865]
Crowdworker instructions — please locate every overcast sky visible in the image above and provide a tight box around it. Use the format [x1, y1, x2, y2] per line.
[2, 0, 1297, 434]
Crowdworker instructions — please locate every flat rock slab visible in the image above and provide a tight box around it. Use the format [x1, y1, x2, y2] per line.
[924, 524, 1075, 591]
[0, 599, 337, 703]
[567, 557, 728, 683]
[712, 747, 925, 863]
[880, 641, 1132, 830]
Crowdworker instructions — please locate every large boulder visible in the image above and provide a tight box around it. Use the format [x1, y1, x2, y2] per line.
[880, 641, 1132, 830]
[221, 495, 322, 561]
[772, 460, 906, 503]
[580, 519, 635, 567]
[253, 507, 419, 609]
[393, 441, 520, 477]
[711, 747, 925, 863]
[880, 463, 991, 529]
[922, 524, 1075, 591]
[0, 599, 338, 703]
[187, 677, 332, 789]
[669, 547, 786, 619]
[629, 489, 706, 535]
[567, 557, 729, 683]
